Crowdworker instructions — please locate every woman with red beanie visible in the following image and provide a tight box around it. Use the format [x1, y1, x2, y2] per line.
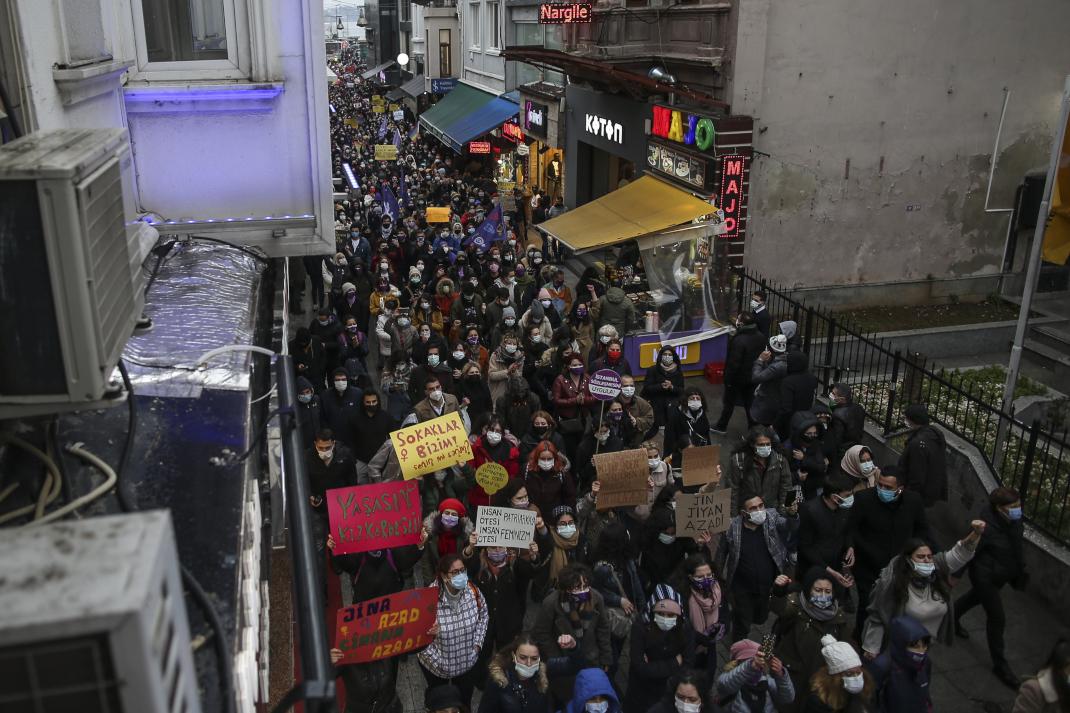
[421, 497, 474, 583]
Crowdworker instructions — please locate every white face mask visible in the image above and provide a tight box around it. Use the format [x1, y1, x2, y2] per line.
[334, 380, 348, 393]
[428, 354, 441, 367]
[515, 660, 540, 679]
[621, 386, 635, 398]
[654, 614, 677, 631]
[486, 431, 502, 445]
[747, 508, 767, 525]
[531, 335, 542, 343]
[658, 533, 676, 545]
[318, 447, 334, 461]
[860, 461, 876, 475]
[541, 299, 553, 308]
[648, 458, 661, 470]
[600, 335, 611, 344]
[430, 389, 443, 402]
[557, 524, 577, 538]
[755, 445, 773, 458]
[750, 299, 762, 310]
[538, 458, 555, 471]
[453, 350, 466, 360]
[505, 343, 518, 354]
[512, 498, 529, 509]
[687, 399, 702, 412]
[674, 699, 701, 713]
[842, 673, 865, 694]
[912, 560, 936, 577]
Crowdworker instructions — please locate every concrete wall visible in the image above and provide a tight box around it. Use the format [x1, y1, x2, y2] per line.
[422, 6, 462, 85]
[459, 0, 506, 93]
[861, 424, 1070, 614]
[731, 0, 1070, 294]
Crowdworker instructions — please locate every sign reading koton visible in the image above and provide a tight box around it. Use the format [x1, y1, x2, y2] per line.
[589, 369, 622, 401]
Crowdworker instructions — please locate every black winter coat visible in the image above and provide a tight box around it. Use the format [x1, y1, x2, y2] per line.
[846, 489, 930, 582]
[320, 386, 364, 446]
[464, 555, 537, 649]
[477, 662, 552, 713]
[306, 444, 357, 512]
[898, 425, 948, 506]
[724, 324, 767, 386]
[348, 409, 398, 464]
[970, 505, 1026, 583]
[332, 545, 423, 603]
[625, 620, 696, 713]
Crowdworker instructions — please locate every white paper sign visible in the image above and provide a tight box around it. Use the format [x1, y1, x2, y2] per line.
[393, 110, 404, 121]
[475, 506, 536, 549]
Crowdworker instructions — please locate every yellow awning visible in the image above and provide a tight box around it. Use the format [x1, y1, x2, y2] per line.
[538, 176, 715, 252]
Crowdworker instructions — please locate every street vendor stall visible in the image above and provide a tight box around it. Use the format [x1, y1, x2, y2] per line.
[535, 175, 735, 379]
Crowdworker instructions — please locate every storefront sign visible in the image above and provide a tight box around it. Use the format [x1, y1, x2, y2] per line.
[718, 155, 748, 239]
[539, 2, 592, 23]
[651, 105, 717, 154]
[516, 143, 530, 156]
[584, 113, 622, 144]
[523, 101, 548, 138]
[430, 78, 458, 94]
[646, 141, 712, 191]
[469, 141, 492, 154]
[334, 587, 439, 664]
[502, 122, 524, 142]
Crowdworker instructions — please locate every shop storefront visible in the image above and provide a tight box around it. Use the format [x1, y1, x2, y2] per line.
[563, 84, 652, 208]
[517, 84, 566, 200]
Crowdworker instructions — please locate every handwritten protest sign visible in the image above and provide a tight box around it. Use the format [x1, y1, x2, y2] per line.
[475, 462, 509, 495]
[426, 206, 451, 223]
[589, 369, 622, 401]
[327, 481, 422, 555]
[675, 488, 732, 538]
[335, 587, 438, 664]
[344, 117, 358, 128]
[393, 109, 405, 121]
[682, 445, 721, 487]
[475, 506, 536, 548]
[593, 448, 649, 511]
[375, 144, 398, 161]
[392, 411, 473, 480]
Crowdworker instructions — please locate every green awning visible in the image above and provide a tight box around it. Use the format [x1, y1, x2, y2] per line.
[418, 83, 518, 153]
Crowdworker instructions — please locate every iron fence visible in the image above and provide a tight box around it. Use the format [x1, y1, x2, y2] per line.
[732, 267, 1070, 545]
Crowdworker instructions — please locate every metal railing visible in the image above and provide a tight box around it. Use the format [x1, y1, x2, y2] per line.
[732, 266, 1070, 546]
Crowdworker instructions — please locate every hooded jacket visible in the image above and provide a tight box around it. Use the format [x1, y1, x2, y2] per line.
[749, 353, 790, 425]
[898, 425, 948, 506]
[563, 667, 621, 713]
[592, 286, 636, 337]
[478, 660, 551, 713]
[779, 351, 818, 421]
[867, 615, 932, 713]
[295, 376, 322, 448]
[724, 323, 767, 386]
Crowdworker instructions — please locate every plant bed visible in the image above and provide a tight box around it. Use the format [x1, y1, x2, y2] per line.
[836, 298, 1027, 334]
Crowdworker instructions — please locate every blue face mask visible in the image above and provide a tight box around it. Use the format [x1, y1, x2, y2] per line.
[450, 571, 469, 589]
[877, 487, 899, 503]
[810, 593, 834, 609]
[1006, 507, 1023, 521]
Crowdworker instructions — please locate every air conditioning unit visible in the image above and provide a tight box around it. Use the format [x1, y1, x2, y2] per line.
[0, 128, 151, 419]
[0, 511, 203, 713]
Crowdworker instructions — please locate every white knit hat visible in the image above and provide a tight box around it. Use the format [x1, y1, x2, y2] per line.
[820, 635, 861, 674]
[769, 334, 788, 353]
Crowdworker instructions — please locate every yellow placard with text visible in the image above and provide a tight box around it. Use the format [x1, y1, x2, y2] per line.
[426, 206, 452, 223]
[389, 103, 400, 111]
[374, 144, 399, 161]
[391, 412, 473, 480]
[371, 105, 385, 113]
[344, 117, 358, 128]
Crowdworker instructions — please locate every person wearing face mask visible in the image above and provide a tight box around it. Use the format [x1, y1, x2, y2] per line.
[768, 568, 852, 712]
[716, 638, 795, 713]
[797, 473, 858, 593]
[485, 286, 515, 336]
[590, 337, 632, 377]
[306, 429, 357, 589]
[435, 276, 459, 315]
[420, 466, 469, 515]
[333, 277, 372, 333]
[467, 418, 522, 509]
[495, 376, 542, 441]
[953, 486, 1030, 689]
[642, 347, 685, 437]
[418, 554, 489, 710]
[409, 346, 455, 405]
[640, 508, 697, 593]
[461, 327, 491, 374]
[373, 296, 398, 373]
[347, 389, 398, 476]
[412, 317, 448, 367]
[726, 426, 794, 517]
[543, 268, 573, 317]
[462, 535, 539, 661]
[861, 522, 985, 659]
[775, 350, 818, 441]
[682, 555, 727, 682]
[309, 306, 344, 365]
[715, 493, 798, 643]
[750, 289, 770, 337]
[414, 291, 448, 341]
[713, 311, 765, 435]
[897, 403, 948, 507]
[488, 334, 526, 405]
[802, 635, 873, 713]
[1013, 638, 1070, 713]
[488, 304, 520, 351]
[519, 412, 567, 466]
[567, 301, 595, 359]
[387, 307, 418, 369]
[624, 586, 696, 713]
[646, 671, 713, 713]
[830, 446, 874, 495]
[523, 443, 577, 544]
[663, 388, 713, 467]
[865, 616, 932, 713]
[421, 499, 476, 581]
[338, 316, 370, 379]
[451, 277, 485, 326]
[414, 376, 462, 422]
[294, 376, 322, 450]
[749, 335, 791, 428]
[479, 636, 552, 713]
[532, 565, 614, 705]
[611, 375, 653, 448]
[456, 361, 493, 429]
[319, 367, 364, 447]
[521, 300, 556, 344]
[846, 470, 931, 642]
[785, 412, 829, 500]
[585, 325, 618, 370]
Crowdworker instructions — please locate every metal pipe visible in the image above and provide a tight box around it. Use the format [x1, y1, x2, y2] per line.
[276, 354, 336, 710]
[996, 76, 1070, 458]
[985, 89, 1014, 214]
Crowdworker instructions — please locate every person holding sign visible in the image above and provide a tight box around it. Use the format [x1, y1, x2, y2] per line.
[418, 554, 489, 709]
[664, 388, 713, 468]
[467, 418, 521, 510]
[522, 441, 576, 525]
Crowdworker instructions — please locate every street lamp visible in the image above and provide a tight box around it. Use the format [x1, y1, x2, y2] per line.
[336, 15, 345, 30]
[357, 8, 368, 26]
[397, 52, 409, 66]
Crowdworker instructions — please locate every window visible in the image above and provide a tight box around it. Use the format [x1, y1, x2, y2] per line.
[486, 1, 500, 50]
[439, 28, 452, 77]
[130, 0, 251, 80]
[468, 1, 481, 49]
[400, 0, 411, 23]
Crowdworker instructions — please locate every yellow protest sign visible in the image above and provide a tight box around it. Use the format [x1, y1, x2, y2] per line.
[392, 412, 473, 480]
[475, 463, 509, 495]
[374, 144, 399, 161]
[389, 103, 400, 111]
[344, 117, 358, 127]
[371, 105, 385, 113]
[426, 206, 451, 223]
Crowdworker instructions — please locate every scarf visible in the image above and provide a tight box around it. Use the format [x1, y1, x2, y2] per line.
[436, 517, 461, 558]
[548, 527, 579, 584]
[688, 586, 721, 635]
[798, 594, 839, 622]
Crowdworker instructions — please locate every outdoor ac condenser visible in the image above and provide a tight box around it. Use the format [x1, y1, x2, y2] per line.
[0, 128, 149, 419]
[0, 511, 203, 713]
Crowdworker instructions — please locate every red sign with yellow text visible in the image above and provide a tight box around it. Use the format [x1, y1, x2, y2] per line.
[335, 587, 439, 664]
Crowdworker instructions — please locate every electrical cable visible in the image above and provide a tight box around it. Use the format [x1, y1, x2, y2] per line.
[115, 360, 236, 713]
[49, 418, 73, 506]
[219, 407, 286, 466]
[187, 235, 271, 264]
[250, 383, 277, 405]
[0, 433, 62, 525]
[26, 442, 117, 526]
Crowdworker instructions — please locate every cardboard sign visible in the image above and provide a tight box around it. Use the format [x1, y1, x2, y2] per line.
[475, 462, 509, 495]
[334, 587, 439, 664]
[675, 488, 732, 538]
[589, 369, 622, 401]
[393, 110, 405, 121]
[375, 144, 399, 161]
[593, 448, 649, 511]
[682, 445, 721, 486]
[392, 411, 473, 480]
[475, 506, 536, 548]
[327, 481, 422, 555]
[426, 206, 452, 223]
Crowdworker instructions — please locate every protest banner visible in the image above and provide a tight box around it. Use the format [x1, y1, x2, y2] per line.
[334, 587, 438, 664]
[371, 104, 385, 113]
[682, 445, 721, 487]
[593, 448, 648, 510]
[375, 144, 399, 161]
[426, 206, 451, 223]
[475, 506, 536, 548]
[588, 369, 622, 401]
[393, 109, 405, 121]
[475, 462, 509, 495]
[391, 411, 473, 480]
[326, 481, 422, 555]
[675, 488, 732, 538]
[344, 117, 358, 128]
[389, 103, 400, 111]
